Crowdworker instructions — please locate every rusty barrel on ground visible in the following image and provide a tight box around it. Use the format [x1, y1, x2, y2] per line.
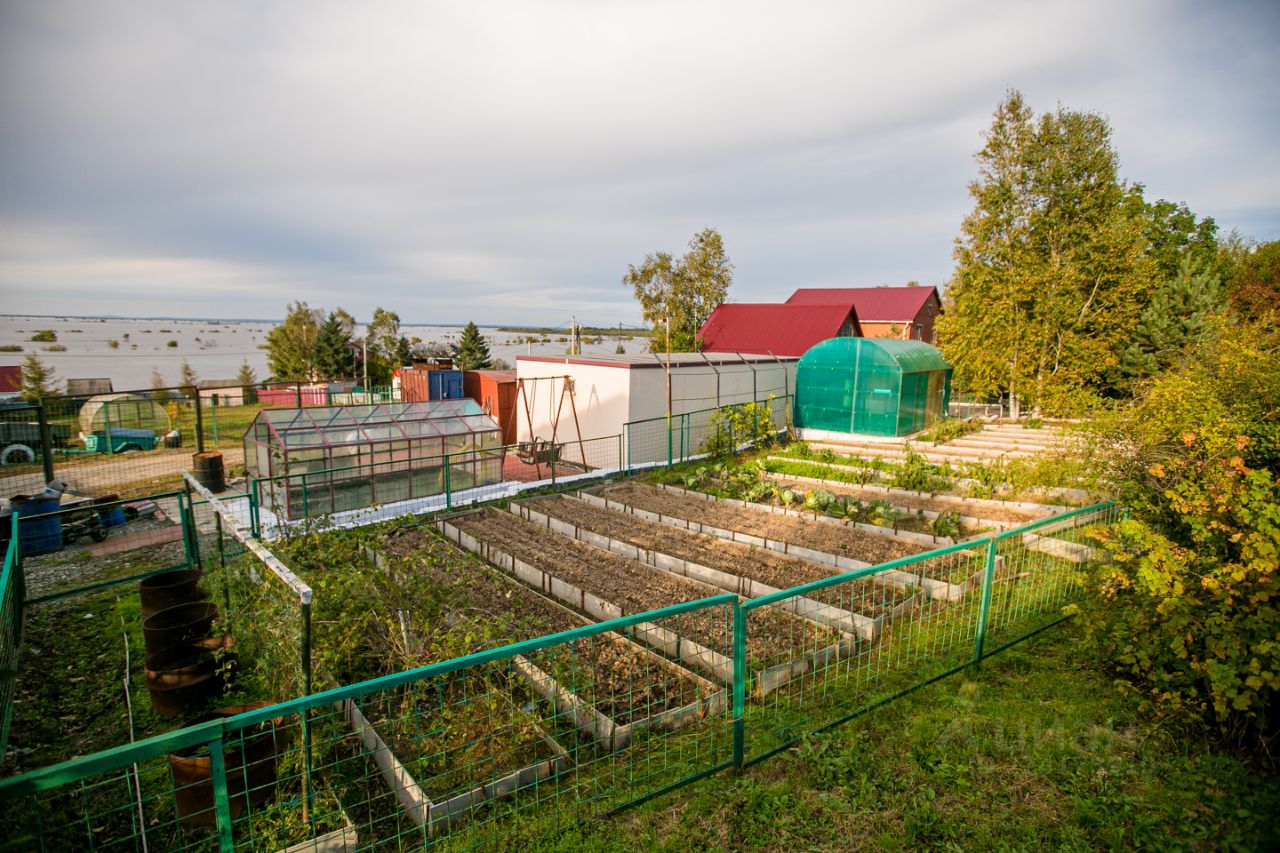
[144, 643, 224, 717]
[191, 450, 226, 493]
[139, 569, 206, 619]
[142, 602, 218, 656]
[170, 702, 285, 827]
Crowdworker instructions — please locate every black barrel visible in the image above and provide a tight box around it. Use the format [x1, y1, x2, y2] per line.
[191, 451, 226, 493]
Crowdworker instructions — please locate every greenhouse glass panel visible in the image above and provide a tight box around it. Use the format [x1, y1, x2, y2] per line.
[795, 338, 952, 438]
[244, 399, 503, 520]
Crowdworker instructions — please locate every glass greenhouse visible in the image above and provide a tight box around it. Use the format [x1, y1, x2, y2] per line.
[794, 338, 952, 437]
[244, 400, 504, 519]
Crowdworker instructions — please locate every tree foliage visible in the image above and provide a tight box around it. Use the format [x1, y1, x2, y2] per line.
[940, 91, 1185, 414]
[314, 311, 357, 380]
[1080, 318, 1280, 752]
[179, 359, 198, 395]
[1226, 240, 1280, 323]
[624, 228, 733, 352]
[265, 301, 322, 382]
[19, 353, 58, 402]
[452, 321, 492, 371]
[237, 360, 258, 404]
[1121, 256, 1223, 381]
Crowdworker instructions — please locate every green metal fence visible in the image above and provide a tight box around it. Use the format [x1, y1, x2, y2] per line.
[0, 496, 1117, 850]
[0, 515, 21, 765]
[624, 396, 791, 471]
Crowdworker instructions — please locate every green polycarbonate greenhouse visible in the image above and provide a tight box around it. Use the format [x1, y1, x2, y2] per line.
[794, 338, 952, 437]
[244, 399, 504, 519]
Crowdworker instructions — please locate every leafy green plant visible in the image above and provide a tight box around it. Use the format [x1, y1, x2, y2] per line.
[29, 329, 56, 342]
[779, 488, 798, 507]
[890, 449, 951, 492]
[705, 398, 779, 457]
[931, 511, 963, 540]
[0, 344, 21, 352]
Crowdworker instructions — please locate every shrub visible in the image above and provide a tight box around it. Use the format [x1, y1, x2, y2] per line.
[43, 345, 67, 352]
[1078, 317, 1280, 753]
[705, 398, 777, 457]
[29, 330, 56, 342]
[108, 339, 119, 349]
[167, 340, 179, 348]
[0, 344, 21, 352]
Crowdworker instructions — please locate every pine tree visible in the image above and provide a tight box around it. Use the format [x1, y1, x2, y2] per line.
[1122, 257, 1223, 380]
[453, 322, 492, 371]
[150, 367, 168, 402]
[19, 353, 58, 402]
[237, 360, 258, 405]
[265, 301, 322, 381]
[179, 359, 198, 395]
[314, 311, 357, 379]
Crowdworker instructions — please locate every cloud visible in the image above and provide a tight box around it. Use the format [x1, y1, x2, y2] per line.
[1, 0, 1277, 323]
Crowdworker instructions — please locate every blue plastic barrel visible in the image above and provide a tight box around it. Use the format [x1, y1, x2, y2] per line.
[12, 495, 62, 556]
[98, 507, 127, 527]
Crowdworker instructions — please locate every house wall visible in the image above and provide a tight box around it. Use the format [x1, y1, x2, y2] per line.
[514, 360, 633, 448]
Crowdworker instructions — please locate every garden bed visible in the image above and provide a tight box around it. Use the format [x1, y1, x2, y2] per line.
[521, 496, 919, 637]
[445, 510, 846, 691]
[600, 482, 926, 566]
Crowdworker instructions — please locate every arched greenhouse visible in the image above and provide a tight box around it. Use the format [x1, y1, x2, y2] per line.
[78, 393, 171, 436]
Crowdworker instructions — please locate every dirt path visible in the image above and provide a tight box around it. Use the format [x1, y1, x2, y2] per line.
[1, 446, 245, 499]
[602, 482, 927, 565]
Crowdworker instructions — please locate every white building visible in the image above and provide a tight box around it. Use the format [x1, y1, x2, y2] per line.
[514, 353, 797, 467]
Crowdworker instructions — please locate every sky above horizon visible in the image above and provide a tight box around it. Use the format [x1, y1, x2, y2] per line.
[1, 1, 1277, 326]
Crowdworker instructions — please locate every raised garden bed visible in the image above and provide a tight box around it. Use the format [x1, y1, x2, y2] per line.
[600, 481, 926, 566]
[444, 510, 848, 695]
[515, 496, 918, 641]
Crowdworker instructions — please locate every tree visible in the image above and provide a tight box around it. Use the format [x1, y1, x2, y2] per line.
[363, 307, 402, 385]
[624, 227, 733, 352]
[150, 367, 167, 402]
[1226, 240, 1280, 323]
[452, 321, 492, 371]
[237, 360, 258, 405]
[939, 90, 1157, 415]
[313, 311, 357, 379]
[179, 359, 198, 395]
[265, 301, 322, 381]
[1121, 256, 1223, 381]
[19, 354, 58, 401]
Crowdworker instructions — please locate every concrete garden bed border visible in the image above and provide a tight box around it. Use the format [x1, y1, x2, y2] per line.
[509, 497, 899, 642]
[342, 695, 568, 835]
[575, 490, 996, 604]
[438, 512, 849, 698]
[1019, 507, 1109, 563]
[361, 543, 721, 752]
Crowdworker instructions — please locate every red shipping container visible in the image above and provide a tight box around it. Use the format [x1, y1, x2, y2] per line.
[463, 370, 517, 445]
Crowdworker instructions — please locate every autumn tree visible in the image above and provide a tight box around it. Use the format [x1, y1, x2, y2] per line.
[452, 321, 492, 371]
[265, 301, 322, 381]
[624, 228, 733, 352]
[940, 91, 1158, 415]
[1226, 239, 1280, 323]
[179, 359, 199, 396]
[19, 354, 58, 402]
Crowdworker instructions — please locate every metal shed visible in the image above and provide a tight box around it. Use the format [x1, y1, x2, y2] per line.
[244, 399, 503, 519]
[794, 338, 951, 437]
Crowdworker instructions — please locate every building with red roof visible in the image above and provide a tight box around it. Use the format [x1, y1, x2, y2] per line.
[787, 286, 942, 342]
[697, 303, 861, 357]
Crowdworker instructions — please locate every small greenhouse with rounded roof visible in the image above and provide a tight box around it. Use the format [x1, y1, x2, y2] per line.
[78, 393, 171, 435]
[794, 338, 951, 437]
[244, 399, 504, 519]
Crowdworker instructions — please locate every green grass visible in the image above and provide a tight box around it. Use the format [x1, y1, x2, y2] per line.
[521, 624, 1279, 852]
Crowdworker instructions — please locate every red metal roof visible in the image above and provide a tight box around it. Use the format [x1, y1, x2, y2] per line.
[786, 286, 940, 322]
[697, 303, 859, 357]
[0, 365, 21, 394]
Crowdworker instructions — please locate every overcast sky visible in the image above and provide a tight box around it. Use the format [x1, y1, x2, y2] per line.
[1, 1, 1277, 326]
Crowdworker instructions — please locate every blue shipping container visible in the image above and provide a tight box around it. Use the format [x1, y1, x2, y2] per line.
[428, 370, 464, 401]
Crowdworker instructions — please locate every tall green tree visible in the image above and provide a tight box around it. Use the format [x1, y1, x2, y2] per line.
[179, 359, 198, 395]
[1121, 256, 1223, 381]
[624, 227, 733, 352]
[1226, 240, 1280, 322]
[19, 353, 58, 402]
[362, 307, 402, 384]
[452, 322, 493, 370]
[940, 91, 1157, 415]
[265, 301, 322, 381]
[314, 311, 357, 379]
[237, 360, 258, 404]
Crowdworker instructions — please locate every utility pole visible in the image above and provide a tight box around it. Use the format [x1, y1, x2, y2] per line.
[362, 336, 368, 393]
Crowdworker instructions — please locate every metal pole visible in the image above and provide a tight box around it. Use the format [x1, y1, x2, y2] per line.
[666, 312, 672, 469]
[194, 390, 206, 454]
[35, 401, 54, 484]
[973, 537, 998, 664]
[294, 382, 302, 409]
[732, 601, 746, 767]
[301, 599, 314, 824]
[444, 454, 452, 510]
[103, 399, 113, 456]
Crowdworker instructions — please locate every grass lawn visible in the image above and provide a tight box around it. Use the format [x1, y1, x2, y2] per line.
[526, 623, 1279, 852]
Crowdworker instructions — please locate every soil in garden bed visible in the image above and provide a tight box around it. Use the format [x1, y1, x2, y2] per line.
[601, 482, 927, 566]
[763, 473, 1049, 524]
[535, 497, 913, 617]
[453, 510, 836, 668]
[377, 527, 706, 724]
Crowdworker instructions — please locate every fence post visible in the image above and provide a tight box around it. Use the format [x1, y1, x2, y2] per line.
[184, 485, 204, 572]
[207, 735, 236, 852]
[300, 598, 315, 824]
[444, 455, 452, 511]
[624, 423, 631, 474]
[732, 600, 746, 767]
[249, 479, 260, 539]
[617, 433, 623, 472]
[302, 472, 309, 521]
[973, 536, 998, 664]
[102, 399, 113, 456]
[178, 491, 194, 569]
[194, 391, 206, 454]
[35, 401, 54, 484]
[294, 383, 302, 408]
